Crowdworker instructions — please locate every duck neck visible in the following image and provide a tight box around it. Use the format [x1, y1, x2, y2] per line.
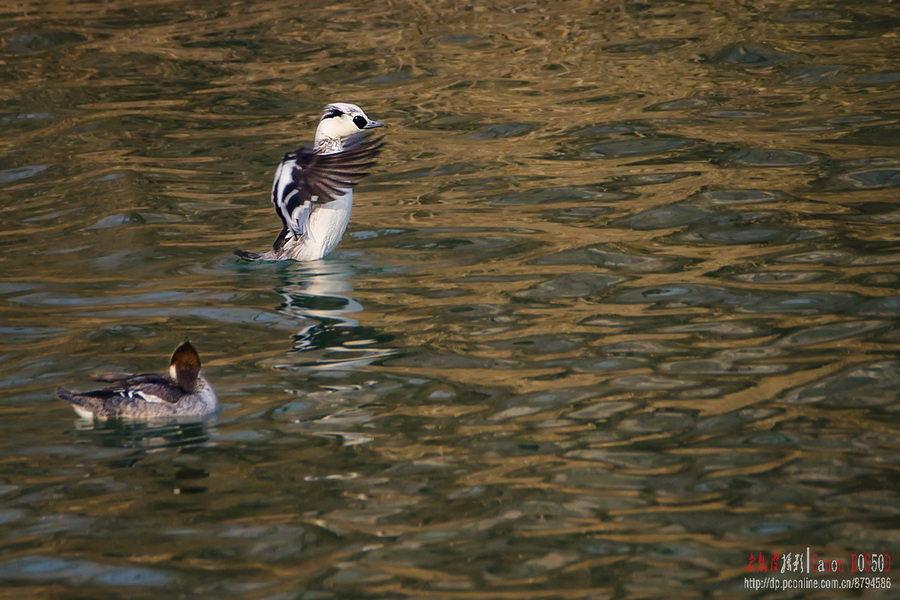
[314, 135, 343, 155]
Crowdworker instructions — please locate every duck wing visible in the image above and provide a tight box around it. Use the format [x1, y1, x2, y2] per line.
[271, 132, 383, 248]
[88, 374, 184, 404]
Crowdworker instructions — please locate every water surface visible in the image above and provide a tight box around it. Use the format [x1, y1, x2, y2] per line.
[2, 1, 899, 597]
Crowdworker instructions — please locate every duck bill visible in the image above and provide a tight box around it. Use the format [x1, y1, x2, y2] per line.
[364, 120, 385, 129]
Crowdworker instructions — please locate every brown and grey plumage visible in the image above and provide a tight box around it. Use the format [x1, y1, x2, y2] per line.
[57, 342, 217, 420]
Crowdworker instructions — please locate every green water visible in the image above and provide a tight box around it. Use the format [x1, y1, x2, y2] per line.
[1, 1, 899, 597]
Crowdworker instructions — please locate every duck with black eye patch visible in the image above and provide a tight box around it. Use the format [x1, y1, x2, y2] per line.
[235, 102, 385, 262]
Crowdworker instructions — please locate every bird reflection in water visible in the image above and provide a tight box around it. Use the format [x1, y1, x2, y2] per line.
[272, 259, 395, 371]
[72, 418, 213, 453]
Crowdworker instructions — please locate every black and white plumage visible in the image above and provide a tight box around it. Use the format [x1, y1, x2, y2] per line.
[236, 102, 384, 262]
[57, 342, 217, 420]
[270, 132, 383, 252]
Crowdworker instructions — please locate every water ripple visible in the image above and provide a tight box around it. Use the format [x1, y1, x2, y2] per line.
[0, 556, 171, 586]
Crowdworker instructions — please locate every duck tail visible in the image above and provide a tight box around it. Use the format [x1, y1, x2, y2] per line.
[56, 387, 102, 419]
[56, 386, 79, 403]
[234, 249, 261, 261]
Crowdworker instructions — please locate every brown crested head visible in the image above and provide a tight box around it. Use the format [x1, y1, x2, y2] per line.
[169, 341, 202, 392]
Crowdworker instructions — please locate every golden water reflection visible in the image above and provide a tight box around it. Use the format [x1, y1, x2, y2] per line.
[1, 0, 899, 597]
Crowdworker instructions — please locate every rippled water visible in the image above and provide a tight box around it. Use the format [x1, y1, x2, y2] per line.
[2, 1, 899, 597]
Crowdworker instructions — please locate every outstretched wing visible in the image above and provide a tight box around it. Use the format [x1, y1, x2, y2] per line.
[271, 132, 383, 246]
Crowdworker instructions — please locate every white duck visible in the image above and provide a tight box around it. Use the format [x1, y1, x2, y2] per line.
[236, 102, 384, 261]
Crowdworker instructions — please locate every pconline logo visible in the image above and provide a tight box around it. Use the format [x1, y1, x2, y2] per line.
[745, 550, 892, 574]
